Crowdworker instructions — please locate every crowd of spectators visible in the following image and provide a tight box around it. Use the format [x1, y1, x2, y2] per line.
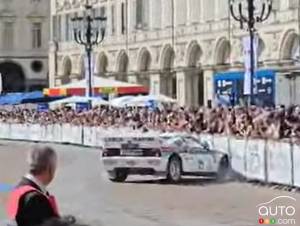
[0, 104, 300, 140]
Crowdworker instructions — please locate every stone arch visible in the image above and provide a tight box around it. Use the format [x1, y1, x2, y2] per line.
[116, 50, 129, 82]
[214, 37, 231, 65]
[137, 47, 152, 71]
[160, 44, 175, 70]
[0, 61, 26, 92]
[160, 44, 176, 98]
[279, 29, 299, 60]
[186, 41, 204, 106]
[137, 47, 152, 88]
[96, 52, 108, 77]
[186, 40, 202, 67]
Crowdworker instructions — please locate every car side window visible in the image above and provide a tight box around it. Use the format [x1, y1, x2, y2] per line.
[184, 137, 202, 148]
[163, 136, 183, 147]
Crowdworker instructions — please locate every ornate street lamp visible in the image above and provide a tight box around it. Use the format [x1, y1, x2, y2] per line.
[71, 1, 107, 103]
[229, 0, 272, 105]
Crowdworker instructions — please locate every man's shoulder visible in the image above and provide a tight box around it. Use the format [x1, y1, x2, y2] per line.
[17, 177, 42, 192]
[20, 190, 49, 207]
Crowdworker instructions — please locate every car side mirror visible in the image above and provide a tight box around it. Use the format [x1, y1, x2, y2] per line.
[201, 141, 210, 150]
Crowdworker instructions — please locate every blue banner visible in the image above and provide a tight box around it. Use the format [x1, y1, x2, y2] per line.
[214, 69, 275, 106]
[76, 103, 89, 112]
[37, 103, 49, 112]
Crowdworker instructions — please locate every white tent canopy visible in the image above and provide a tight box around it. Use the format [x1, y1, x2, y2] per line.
[49, 96, 109, 109]
[117, 94, 177, 107]
[57, 77, 141, 88]
[109, 95, 135, 108]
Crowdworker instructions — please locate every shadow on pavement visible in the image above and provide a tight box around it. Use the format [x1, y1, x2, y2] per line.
[124, 176, 237, 186]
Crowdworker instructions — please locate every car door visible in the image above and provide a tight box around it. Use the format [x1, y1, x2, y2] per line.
[181, 136, 217, 173]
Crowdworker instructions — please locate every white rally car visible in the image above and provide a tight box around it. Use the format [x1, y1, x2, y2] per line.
[102, 133, 230, 183]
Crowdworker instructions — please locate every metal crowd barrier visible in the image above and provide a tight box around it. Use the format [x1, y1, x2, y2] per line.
[0, 123, 298, 188]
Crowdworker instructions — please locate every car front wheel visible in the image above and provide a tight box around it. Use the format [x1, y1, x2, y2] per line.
[167, 156, 182, 183]
[216, 156, 230, 181]
[108, 169, 128, 183]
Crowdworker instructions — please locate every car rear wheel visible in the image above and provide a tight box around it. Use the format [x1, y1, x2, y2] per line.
[167, 156, 182, 183]
[108, 169, 128, 182]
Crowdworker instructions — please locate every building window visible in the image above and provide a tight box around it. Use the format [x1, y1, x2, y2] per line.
[111, 4, 115, 35]
[136, 0, 148, 29]
[32, 22, 42, 48]
[121, 2, 127, 34]
[65, 14, 70, 41]
[57, 15, 62, 41]
[3, 22, 14, 50]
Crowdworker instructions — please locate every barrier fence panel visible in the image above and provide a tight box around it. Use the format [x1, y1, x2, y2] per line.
[245, 139, 266, 182]
[213, 135, 229, 155]
[0, 123, 9, 139]
[44, 124, 54, 143]
[62, 124, 76, 144]
[83, 127, 97, 147]
[53, 124, 63, 143]
[71, 126, 83, 145]
[293, 144, 300, 187]
[9, 124, 18, 140]
[40, 125, 48, 142]
[28, 124, 42, 141]
[267, 140, 293, 185]
[11, 124, 27, 140]
[229, 137, 247, 176]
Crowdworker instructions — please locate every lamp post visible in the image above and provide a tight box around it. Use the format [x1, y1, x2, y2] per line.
[71, 1, 107, 107]
[229, 0, 272, 106]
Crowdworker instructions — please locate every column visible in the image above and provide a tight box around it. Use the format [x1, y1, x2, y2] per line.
[128, 74, 138, 84]
[149, 0, 161, 29]
[115, 1, 122, 35]
[150, 73, 160, 95]
[275, 72, 291, 106]
[106, 1, 112, 36]
[176, 71, 187, 106]
[203, 69, 214, 106]
[128, 0, 136, 32]
[192, 74, 200, 106]
[162, 0, 172, 28]
[48, 42, 56, 88]
[186, 71, 199, 106]
[175, 0, 187, 26]
[188, 0, 201, 24]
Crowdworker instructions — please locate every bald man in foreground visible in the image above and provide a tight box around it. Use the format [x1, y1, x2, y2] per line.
[6, 145, 75, 226]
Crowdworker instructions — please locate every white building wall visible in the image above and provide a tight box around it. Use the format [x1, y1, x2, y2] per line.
[50, 0, 300, 107]
[0, 0, 50, 91]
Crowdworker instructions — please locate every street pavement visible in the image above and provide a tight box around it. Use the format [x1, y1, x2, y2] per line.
[0, 140, 299, 226]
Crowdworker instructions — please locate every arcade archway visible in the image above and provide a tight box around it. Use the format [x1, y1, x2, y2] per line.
[137, 48, 151, 88]
[116, 51, 129, 82]
[186, 41, 203, 106]
[0, 62, 26, 92]
[160, 45, 176, 98]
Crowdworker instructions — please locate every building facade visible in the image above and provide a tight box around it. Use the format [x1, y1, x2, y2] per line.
[0, 0, 49, 92]
[50, 0, 300, 106]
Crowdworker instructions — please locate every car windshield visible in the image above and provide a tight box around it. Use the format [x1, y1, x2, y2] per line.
[160, 136, 183, 146]
[184, 136, 203, 149]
